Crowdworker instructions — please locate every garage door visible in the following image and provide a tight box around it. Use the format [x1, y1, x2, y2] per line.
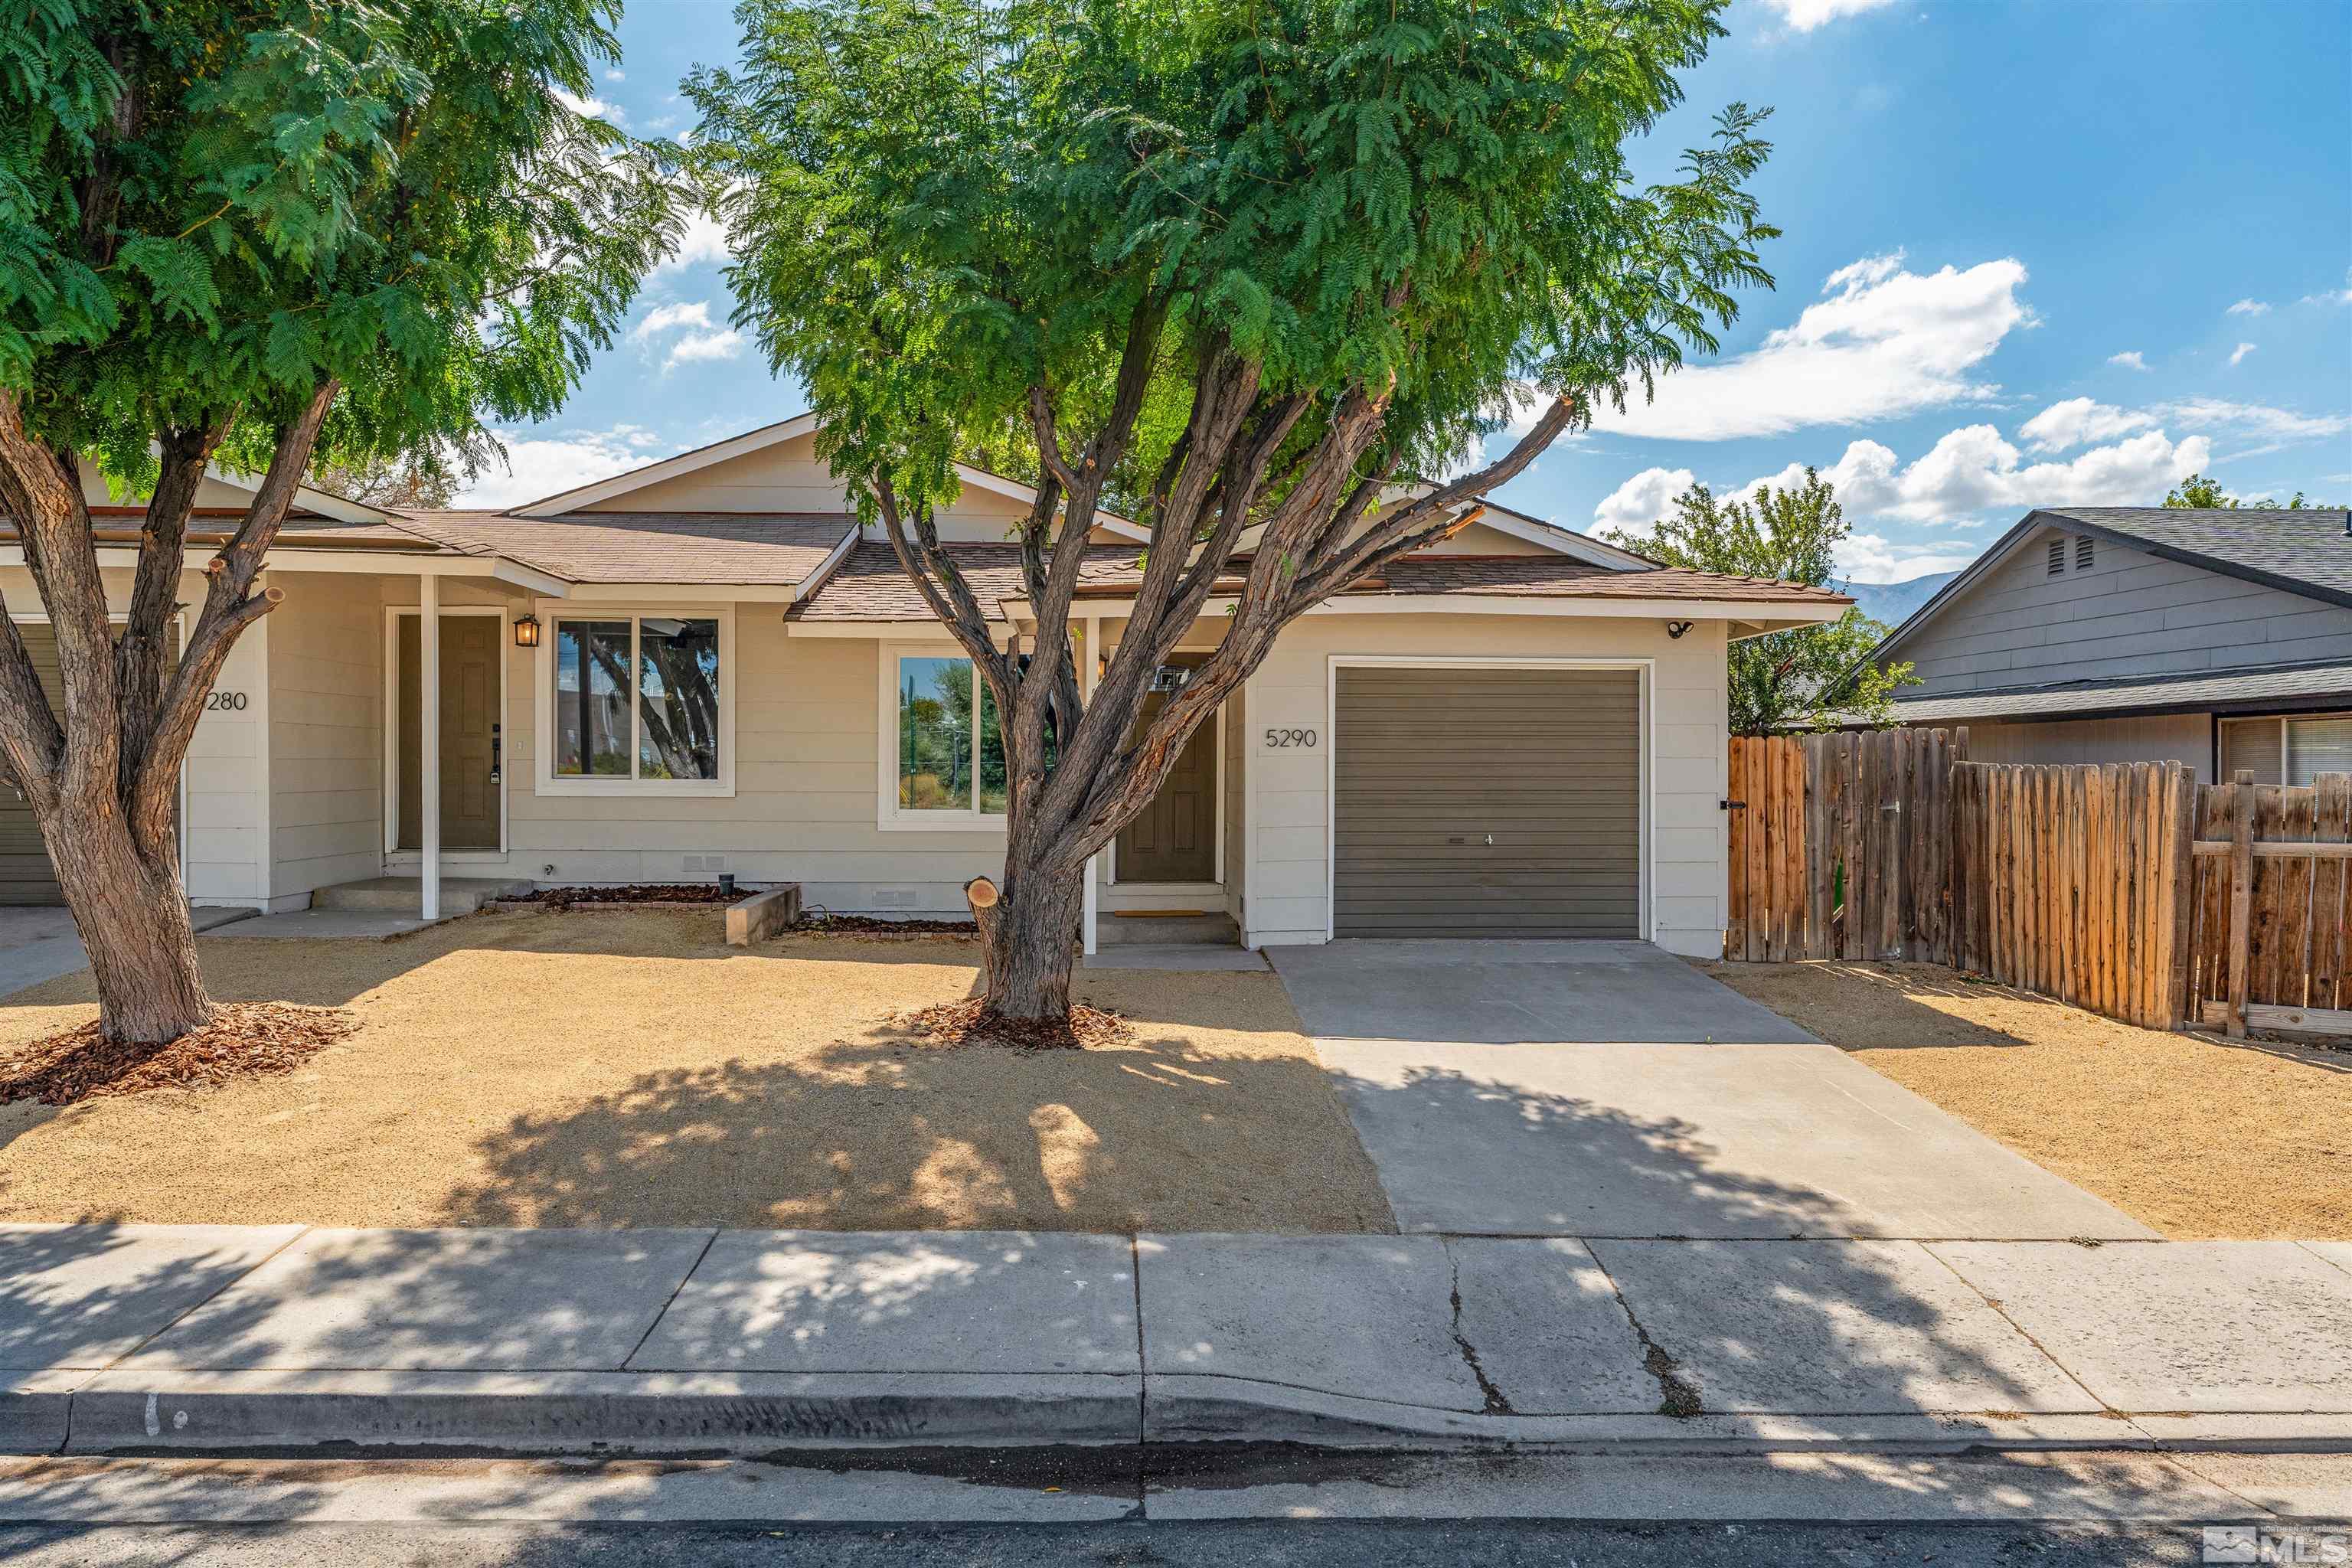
[1332, 665, 1640, 938]
[0, 629, 67, 904]
[0, 626, 180, 906]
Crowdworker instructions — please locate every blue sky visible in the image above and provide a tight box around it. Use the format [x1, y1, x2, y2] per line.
[470, 0, 2352, 585]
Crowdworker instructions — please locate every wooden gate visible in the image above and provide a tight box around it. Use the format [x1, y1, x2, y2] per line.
[1725, 728, 1964, 964]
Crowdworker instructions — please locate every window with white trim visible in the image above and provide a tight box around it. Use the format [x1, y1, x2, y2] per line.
[2219, 712, 2352, 788]
[540, 611, 732, 794]
[884, 650, 1007, 825]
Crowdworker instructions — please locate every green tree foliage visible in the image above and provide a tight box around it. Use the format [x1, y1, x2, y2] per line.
[1604, 469, 1913, 736]
[2164, 473, 2341, 510]
[0, 0, 685, 1041]
[691, 0, 1776, 1019]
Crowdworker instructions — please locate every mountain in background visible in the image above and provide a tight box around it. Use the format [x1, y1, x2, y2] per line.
[1842, 570, 1958, 630]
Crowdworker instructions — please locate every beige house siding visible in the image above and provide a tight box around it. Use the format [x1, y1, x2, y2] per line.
[576, 430, 1032, 538]
[1949, 713, 2212, 771]
[492, 612, 1006, 910]
[265, 572, 385, 903]
[1240, 612, 1727, 956]
[1223, 682, 1246, 920]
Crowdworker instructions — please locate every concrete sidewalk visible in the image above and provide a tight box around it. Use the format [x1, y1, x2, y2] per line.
[5, 1226, 2349, 1459]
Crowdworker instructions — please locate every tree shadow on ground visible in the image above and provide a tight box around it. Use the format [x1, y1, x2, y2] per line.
[435, 1022, 1396, 1234]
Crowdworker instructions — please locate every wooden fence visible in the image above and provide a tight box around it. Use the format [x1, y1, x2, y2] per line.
[1725, 734, 2352, 1036]
[1724, 728, 1963, 965]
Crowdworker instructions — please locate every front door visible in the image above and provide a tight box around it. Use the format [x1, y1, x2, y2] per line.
[398, 615, 501, 851]
[1114, 665, 1217, 883]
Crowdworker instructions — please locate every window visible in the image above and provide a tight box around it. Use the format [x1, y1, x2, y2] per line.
[886, 651, 1007, 824]
[539, 610, 731, 794]
[2219, 713, 2352, 788]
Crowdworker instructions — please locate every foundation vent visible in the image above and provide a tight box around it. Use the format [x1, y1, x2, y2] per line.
[870, 887, 917, 908]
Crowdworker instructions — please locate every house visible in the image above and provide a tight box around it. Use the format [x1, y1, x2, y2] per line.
[3, 416, 1842, 956]
[1873, 505, 2352, 786]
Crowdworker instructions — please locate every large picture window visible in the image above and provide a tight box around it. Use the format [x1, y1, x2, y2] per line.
[541, 610, 732, 795]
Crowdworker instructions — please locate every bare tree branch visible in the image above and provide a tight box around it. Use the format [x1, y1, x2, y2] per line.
[117, 419, 227, 805]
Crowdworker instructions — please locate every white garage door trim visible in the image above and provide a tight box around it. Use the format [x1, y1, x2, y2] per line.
[1322, 655, 1653, 942]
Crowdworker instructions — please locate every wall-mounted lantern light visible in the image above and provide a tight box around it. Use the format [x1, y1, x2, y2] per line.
[513, 613, 541, 648]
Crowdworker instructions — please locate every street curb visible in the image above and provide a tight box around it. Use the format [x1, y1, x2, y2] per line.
[23, 1372, 2352, 1459]
[57, 1371, 1142, 1456]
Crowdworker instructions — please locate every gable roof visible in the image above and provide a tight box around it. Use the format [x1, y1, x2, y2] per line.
[789, 541, 1847, 622]
[390, 510, 850, 586]
[1873, 505, 2352, 665]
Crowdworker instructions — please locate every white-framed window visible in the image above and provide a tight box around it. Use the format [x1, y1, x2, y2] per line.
[533, 606, 735, 797]
[2219, 712, 2352, 789]
[877, 642, 1011, 830]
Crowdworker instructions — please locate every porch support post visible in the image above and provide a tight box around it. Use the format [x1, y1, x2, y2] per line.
[419, 573, 441, 922]
[1081, 614, 1099, 958]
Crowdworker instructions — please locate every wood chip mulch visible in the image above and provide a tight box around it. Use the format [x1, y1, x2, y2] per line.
[515, 884, 738, 906]
[793, 914, 980, 937]
[0, 1002, 359, 1106]
[890, 998, 1129, 1051]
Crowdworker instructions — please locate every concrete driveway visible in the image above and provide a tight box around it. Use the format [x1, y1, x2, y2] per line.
[1268, 940, 2157, 1241]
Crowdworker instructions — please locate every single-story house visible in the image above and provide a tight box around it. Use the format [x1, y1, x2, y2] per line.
[1873, 505, 2352, 785]
[5, 415, 1841, 956]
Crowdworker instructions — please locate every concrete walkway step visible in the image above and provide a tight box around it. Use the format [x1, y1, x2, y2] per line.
[3, 1226, 2346, 1459]
[312, 877, 534, 916]
[1099, 912, 1239, 947]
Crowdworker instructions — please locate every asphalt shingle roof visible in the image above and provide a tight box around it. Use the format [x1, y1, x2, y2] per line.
[2037, 506, 2352, 600]
[1889, 656, 2352, 723]
[789, 543, 1848, 621]
[391, 510, 851, 585]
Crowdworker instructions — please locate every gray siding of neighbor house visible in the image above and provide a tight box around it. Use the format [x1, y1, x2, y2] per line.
[1955, 714, 2212, 771]
[1900, 524, 2352, 696]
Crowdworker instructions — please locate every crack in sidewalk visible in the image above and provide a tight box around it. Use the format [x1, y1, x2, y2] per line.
[1585, 1247, 1704, 1419]
[1444, 1247, 1514, 1416]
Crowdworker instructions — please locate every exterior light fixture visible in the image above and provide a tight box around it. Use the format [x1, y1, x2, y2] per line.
[1665, 619, 1694, 639]
[513, 613, 541, 648]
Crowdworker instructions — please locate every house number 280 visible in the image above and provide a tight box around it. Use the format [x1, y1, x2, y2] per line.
[1264, 727, 1317, 748]
[204, 690, 249, 711]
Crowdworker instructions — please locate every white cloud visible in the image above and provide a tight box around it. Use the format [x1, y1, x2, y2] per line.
[1591, 467, 1696, 534]
[2017, 397, 2155, 452]
[2226, 298, 2272, 317]
[665, 328, 746, 368]
[455, 426, 673, 509]
[1834, 426, 2211, 526]
[653, 210, 734, 273]
[603, 68, 626, 82]
[1576, 253, 2034, 442]
[1756, 0, 1897, 30]
[629, 300, 715, 344]
[552, 87, 625, 125]
[2228, 341, 2257, 367]
[2108, 350, 2149, 371]
[2303, 288, 2352, 307]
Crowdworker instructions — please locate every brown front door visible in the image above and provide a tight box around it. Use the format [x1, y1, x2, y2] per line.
[1114, 670, 1217, 883]
[398, 615, 501, 851]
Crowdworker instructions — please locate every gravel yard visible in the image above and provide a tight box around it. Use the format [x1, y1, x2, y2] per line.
[0, 910, 1394, 1233]
[1700, 958, 2350, 1240]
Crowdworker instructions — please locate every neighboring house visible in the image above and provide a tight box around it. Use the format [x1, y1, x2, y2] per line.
[2, 415, 1841, 956]
[1873, 506, 2352, 785]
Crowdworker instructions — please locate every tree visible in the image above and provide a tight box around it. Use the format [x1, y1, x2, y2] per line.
[694, 0, 1776, 1024]
[1602, 470, 1912, 735]
[0, 1, 684, 1043]
[2165, 473, 2341, 510]
[306, 446, 473, 511]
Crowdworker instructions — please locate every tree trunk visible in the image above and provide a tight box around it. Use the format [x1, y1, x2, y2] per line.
[966, 857, 1086, 1022]
[42, 803, 212, 1044]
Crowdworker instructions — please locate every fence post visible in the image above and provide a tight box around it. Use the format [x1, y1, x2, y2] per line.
[2164, 763, 2195, 1029]
[2226, 769, 2256, 1037]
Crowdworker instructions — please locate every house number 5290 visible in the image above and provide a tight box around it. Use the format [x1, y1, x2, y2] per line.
[1264, 727, 1317, 748]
